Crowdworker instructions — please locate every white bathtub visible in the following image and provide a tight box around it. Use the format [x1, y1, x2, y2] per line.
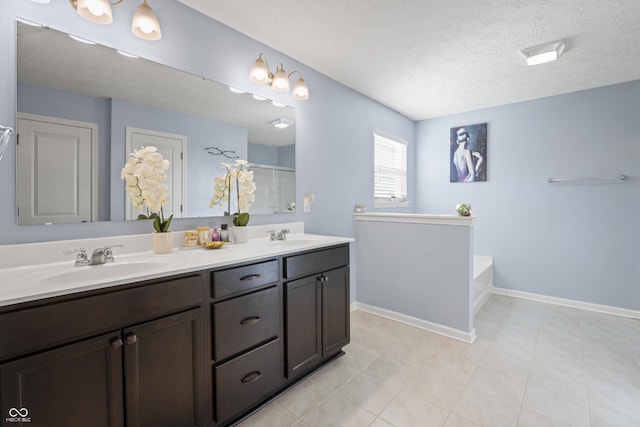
[473, 255, 494, 315]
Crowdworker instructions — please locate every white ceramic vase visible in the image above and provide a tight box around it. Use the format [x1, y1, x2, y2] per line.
[152, 231, 174, 254]
[232, 227, 249, 244]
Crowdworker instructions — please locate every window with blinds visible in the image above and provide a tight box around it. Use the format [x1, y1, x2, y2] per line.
[374, 131, 408, 207]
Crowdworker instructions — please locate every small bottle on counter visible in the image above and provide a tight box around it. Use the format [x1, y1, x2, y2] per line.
[184, 231, 198, 248]
[220, 224, 229, 242]
[211, 227, 220, 242]
[197, 227, 210, 246]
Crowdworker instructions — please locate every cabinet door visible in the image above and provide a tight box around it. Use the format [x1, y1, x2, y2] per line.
[123, 309, 204, 427]
[284, 276, 321, 378]
[322, 267, 350, 356]
[1, 332, 124, 427]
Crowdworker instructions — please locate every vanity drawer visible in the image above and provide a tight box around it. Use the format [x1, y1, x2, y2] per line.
[283, 245, 349, 279]
[0, 273, 203, 361]
[213, 286, 280, 361]
[211, 260, 279, 299]
[214, 338, 281, 423]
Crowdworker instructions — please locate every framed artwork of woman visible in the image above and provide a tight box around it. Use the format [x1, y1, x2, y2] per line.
[450, 123, 487, 183]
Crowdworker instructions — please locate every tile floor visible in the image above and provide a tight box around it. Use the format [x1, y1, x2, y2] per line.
[236, 295, 640, 427]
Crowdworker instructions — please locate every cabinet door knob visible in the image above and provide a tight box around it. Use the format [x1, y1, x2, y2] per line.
[110, 337, 123, 349]
[241, 371, 262, 384]
[126, 334, 137, 345]
[240, 316, 261, 326]
[240, 274, 261, 281]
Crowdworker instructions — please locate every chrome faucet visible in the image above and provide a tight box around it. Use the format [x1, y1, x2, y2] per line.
[268, 229, 290, 241]
[63, 248, 89, 266]
[64, 245, 123, 266]
[90, 245, 123, 265]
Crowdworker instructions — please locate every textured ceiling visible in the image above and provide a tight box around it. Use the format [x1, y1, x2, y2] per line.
[177, 0, 640, 120]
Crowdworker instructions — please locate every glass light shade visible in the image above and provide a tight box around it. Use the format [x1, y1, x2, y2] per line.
[76, 0, 113, 24]
[292, 77, 309, 100]
[249, 57, 270, 84]
[524, 50, 557, 66]
[521, 41, 565, 66]
[132, 1, 161, 41]
[271, 65, 290, 92]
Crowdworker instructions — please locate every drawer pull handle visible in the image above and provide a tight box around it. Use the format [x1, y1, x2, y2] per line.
[241, 371, 262, 384]
[240, 316, 261, 326]
[110, 337, 123, 349]
[239, 274, 262, 281]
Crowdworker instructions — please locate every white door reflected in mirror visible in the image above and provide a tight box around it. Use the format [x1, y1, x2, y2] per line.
[17, 113, 98, 225]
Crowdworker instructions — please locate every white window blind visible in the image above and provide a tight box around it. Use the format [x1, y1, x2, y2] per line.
[374, 131, 407, 206]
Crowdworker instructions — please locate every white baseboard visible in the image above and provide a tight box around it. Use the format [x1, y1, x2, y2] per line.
[352, 302, 477, 344]
[492, 287, 640, 319]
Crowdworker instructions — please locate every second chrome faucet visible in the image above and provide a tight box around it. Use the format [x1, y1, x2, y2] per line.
[268, 229, 290, 241]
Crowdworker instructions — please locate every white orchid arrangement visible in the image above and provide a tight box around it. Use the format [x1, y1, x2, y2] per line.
[210, 159, 256, 226]
[121, 146, 173, 232]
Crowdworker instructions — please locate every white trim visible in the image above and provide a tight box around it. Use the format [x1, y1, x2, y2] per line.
[354, 212, 476, 226]
[353, 302, 477, 344]
[373, 200, 410, 208]
[492, 287, 640, 319]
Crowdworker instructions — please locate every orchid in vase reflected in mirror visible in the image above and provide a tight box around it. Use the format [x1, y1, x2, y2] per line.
[121, 146, 173, 232]
[210, 159, 256, 227]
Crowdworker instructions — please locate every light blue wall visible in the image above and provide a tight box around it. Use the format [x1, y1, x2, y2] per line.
[356, 219, 473, 333]
[416, 81, 640, 310]
[248, 142, 278, 166]
[0, 0, 415, 245]
[278, 145, 295, 169]
[247, 142, 295, 169]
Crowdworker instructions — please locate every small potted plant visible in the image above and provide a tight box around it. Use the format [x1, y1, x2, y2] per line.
[121, 146, 174, 253]
[210, 159, 256, 243]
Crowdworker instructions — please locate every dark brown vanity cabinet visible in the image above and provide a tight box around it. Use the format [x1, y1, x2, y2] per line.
[210, 259, 283, 425]
[283, 245, 350, 379]
[1, 331, 124, 427]
[0, 242, 351, 427]
[0, 273, 206, 427]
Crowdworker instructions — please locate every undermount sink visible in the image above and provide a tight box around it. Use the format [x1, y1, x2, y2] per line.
[42, 261, 164, 285]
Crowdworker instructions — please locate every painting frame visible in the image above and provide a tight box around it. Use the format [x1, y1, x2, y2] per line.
[450, 122, 487, 183]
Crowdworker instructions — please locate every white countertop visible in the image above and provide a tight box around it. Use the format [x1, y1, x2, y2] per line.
[0, 232, 353, 308]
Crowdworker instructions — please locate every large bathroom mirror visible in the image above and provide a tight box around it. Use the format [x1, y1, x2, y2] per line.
[16, 21, 295, 225]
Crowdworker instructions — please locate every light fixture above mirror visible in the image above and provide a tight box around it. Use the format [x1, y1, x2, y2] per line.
[249, 53, 309, 100]
[68, 0, 162, 41]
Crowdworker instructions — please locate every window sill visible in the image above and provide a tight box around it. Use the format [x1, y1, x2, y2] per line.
[373, 200, 410, 208]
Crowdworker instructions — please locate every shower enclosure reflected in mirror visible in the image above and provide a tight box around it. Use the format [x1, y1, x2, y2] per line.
[16, 21, 295, 225]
